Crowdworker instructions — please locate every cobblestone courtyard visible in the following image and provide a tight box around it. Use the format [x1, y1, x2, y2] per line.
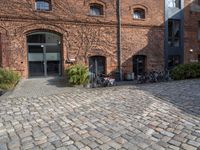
[0, 79, 200, 150]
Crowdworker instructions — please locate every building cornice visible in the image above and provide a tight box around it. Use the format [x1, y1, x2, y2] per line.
[0, 15, 164, 29]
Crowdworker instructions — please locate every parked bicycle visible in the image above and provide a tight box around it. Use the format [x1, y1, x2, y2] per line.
[90, 73, 116, 88]
[137, 70, 171, 84]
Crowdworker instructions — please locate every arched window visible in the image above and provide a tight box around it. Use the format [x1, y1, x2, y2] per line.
[35, 0, 51, 11]
[89, 56, 106, 75]
[133, 55, 146, 77]
[90, 3, 104, 16]
[133, 8, 145, 19]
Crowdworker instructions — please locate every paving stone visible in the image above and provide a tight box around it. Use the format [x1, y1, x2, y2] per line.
[21, 142, 35, 150]
[80, 146, 91, 150]
[74, 141, 84, 149]
[51, 140, 63, 148]
[122, 142, 139, 150]
[168, 144, 180, 150]
[107, 141, 122, 149]
[100, 136, 111, 143]
[0, 79, 200, 150]
[8, 140, 20, 149]
[150, 143, 165, 150]
[0, 135, 9, 144]
[0, 144, 7, 150]
[181, 143, 197, 150]
[160, 131, 175, 137]
[187, 140, 200, 147]
[168, 140, 181, 147]
[63, 140, 74, 146]
[67, 145, 78, 150]
[152, 133, 163, 139]
[88, 141, 99, 149]
[99, 144, 111, 150]
[115, 137, 127, 144]
[56, 147, 67, 150]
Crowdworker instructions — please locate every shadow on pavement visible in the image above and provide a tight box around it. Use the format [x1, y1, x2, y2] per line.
[46, 76, 69, 88]
[132, 79, 200, 118]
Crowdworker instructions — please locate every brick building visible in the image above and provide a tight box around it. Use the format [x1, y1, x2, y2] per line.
[0, 0, 199, 79]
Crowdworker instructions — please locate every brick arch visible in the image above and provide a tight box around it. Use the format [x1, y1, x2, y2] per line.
[88, 49, 112, 58]
[130, 4, 149, 15]
[84, 0, 107, 7]
[14, 23, 67, 36]
[25, 29, 63, 38]
[13, 23, 68, 78]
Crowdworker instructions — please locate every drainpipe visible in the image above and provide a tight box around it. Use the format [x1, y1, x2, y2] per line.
[116, 0, 122, 81]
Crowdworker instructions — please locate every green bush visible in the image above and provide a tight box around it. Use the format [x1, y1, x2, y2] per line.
[171, 63, 200, 80]
[65, 64, 89, 86]
[0, 68, 20, 90]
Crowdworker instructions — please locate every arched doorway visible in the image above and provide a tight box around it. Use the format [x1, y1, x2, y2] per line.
[89, 56, 106, 75]
[133, 55, 146, 77]
[27, 31, 62, 77]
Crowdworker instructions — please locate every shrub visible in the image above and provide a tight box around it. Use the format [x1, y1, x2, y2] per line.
[0, 68, 20, 90]
[65, 64, 89, 86]
[171, 63, 200, 80]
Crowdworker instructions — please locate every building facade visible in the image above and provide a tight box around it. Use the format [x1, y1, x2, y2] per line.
[165, 0, 200, 69]
[0, 0, 199, 79]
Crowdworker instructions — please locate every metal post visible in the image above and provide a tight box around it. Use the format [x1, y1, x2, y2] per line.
[43, 45, 47, 77]
[117, 0, 122, 81]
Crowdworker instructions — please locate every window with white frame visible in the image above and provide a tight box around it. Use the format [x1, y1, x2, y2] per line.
[90, 3, 104, 16]
[133, 8, 145, 19]
[35, 0, 51, 11]
[168, 0, 181, 8]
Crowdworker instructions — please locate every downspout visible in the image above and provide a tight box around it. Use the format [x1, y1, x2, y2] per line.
[116, 0, 122, 81]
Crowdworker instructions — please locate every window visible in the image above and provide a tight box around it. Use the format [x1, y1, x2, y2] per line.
[168, 55, 180, 68]
[198, 55, 200, 62]
[90, 4, 104, 16]
[197, 0, 200, 5]
[27, 33, 46, 43]
[198, 21, 200, 40]
[89, 56, 106, 75]
[168, 19, 181, 47]
[35, 0, 51, 11]
[168, 0, 181, 8]
[133, 55, 146, 76]
[133, 8, 145, 19]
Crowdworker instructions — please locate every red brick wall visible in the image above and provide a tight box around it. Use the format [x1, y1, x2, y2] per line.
[121, 0, 165, 74]
[184, 0, 200, 63]
[0, 33, 1, 67]
[0, 0, 165, 78]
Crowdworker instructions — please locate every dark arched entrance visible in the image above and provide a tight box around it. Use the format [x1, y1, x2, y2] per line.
[89, 56, 106, 75]
[133, 55, 146, 77]
[27, 31, 62, 77]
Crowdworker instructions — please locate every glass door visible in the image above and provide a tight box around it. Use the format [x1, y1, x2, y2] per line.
[28, 45, 45, 77]
[133, 55, 146, 77]
[46, 45, 61, 76]
[27, 32, 61, 77]
[89, 56, 106, 75]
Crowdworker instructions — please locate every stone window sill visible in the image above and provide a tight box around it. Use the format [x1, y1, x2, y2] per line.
[132, 18, 146, 21]
[87, 14, 105, 18]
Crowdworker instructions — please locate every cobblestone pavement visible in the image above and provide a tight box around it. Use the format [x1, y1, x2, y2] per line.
[0, 79, 200, 150]
[3, 77, 72, 99]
